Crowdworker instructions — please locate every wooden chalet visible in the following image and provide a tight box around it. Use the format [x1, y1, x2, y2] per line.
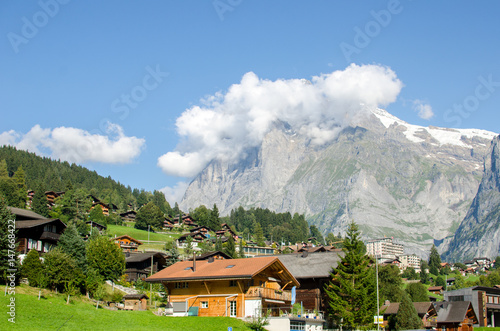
[267, 251, 343, 313]
[190, 226, 214, 236]
[120, 210, 137, 222]
[434, 301, 477, 331]
[176, 231, 207, 248]
[44, 191, 65, 207]
[125, 252, 167, 282]
[9, 207, 66, 255]
[89, 195, 117, 216]
[145, 256, 299, 318]
[187, 251, 232, 261]
[123, 293, 149, 311]
[163, 218, 174, 229]
[428, 286, 444, 295]
[216, 223, 238, 240]
[170, 214, 197, 226]
[381, 301, 438, 328]
[86, 221, 107, 234]
[112, 235, 143, 252]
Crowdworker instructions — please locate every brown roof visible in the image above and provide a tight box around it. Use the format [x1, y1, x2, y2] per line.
[428, 286, 443, 291]
[8, 207, 47, 220]
[16, 218, 66, 229]
[146, 256, 299, 287]
[382, 302, 436, 316]
[434, 301, 477, 323]
[112, 235, 143, 245]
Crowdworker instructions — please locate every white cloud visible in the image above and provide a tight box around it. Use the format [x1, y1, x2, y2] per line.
[158, 64, 404, 177]
[159, 181, 190, 205]
[0, 123, 145, 164]
[413, 100, 434, 120]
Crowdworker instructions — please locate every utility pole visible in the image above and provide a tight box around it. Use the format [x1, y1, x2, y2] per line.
[376, 254, 380, 331]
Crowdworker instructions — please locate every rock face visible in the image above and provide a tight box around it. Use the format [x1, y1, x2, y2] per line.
[442, 135, 500, 261]
[180, 109, 497, 257]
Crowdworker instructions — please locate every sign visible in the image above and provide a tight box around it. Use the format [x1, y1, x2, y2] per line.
[374, 315, 383, 324]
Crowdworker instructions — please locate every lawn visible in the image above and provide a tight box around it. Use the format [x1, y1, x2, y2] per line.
[0, 285, 252, 331]
[107, 224, 179, 244]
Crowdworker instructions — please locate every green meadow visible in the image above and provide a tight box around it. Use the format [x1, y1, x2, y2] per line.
[0, 285, 251, 331]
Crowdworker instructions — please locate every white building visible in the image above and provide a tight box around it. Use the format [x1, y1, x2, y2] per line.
[399, 254, 421, 273]
[366, 237, 404, 261]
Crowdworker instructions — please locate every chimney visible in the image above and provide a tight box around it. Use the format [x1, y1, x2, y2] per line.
[192, 252, 196, 272]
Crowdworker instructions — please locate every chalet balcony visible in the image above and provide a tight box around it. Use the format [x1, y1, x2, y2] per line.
[246, 286, 292, 302]
[40, 231, 60, 241]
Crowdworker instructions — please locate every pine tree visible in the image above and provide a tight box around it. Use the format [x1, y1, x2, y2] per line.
[21, 249, 44, 287]
[134, 201, 164, 230]
[395, 293, 423, 330]
[86, 235, 125, 282]
[12, 165, 27, 208]
[209, 204, 220, 230]
[405, 282, 429, 302]
[253, 221, 265, 247]
[31, 185, 50, 218]
[428, 244, 441, 275]
[224, 233, 236, 258]
[58, 223, 87, 272]
[325, 221, 376, 328]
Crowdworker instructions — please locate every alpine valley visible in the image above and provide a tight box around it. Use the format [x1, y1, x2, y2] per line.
[180, 108, 498, 260]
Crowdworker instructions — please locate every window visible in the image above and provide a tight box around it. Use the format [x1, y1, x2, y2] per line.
[226, 265, 235, 269]
[201, 301, 208, 308]
[229, 301, 237, 317]
[229, 280, 237, 287]
[175, 282, 188, 289]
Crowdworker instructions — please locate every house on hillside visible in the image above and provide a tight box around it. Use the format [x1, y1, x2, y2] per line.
[9, 206, 66, 255]
[216, 223, 238, 240]
[264, 251, 343, 313]
[380, 301, 437, 328]
[125, 251, 168, 282]
[120, 210, 137, 222]
[145, 256, 299, 318]
[444, 286, 500, 327]
[112, 235, 143, 252]
[86, 221, 107, 234]
[190, 226, 213, 237]
[434, 301, 477, 331]
[44, 191, 65, 208]
[187, 251, 232, 261]
[428, 286, 444, 295]
[176, 232, 207, 249]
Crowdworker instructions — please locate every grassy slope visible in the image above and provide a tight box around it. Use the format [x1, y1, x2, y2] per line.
[0, 286, 251, 331]
[107, 224, 179, 243]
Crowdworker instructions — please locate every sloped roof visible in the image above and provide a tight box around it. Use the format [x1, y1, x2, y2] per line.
[187, 251, 232, 261]
[7, 207, 47, 220]
[263, 251, 344, 279]
[16, 218, 66, 229]
[113, 235, 143, 245]
[126, 252, 167, 263]
[146, 256, 299, 287]
[381, 302, 436, 316]
[434, 301, 477, 323]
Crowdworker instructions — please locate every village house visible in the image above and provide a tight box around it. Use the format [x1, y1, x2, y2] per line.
[44, 191, 65, 208]
[380, 301, 437, 329]
[112, 235, 143, 252]
[125, 251, 168, 282]
[176, 231, 207, 249]
[145, 256, 299, 318]
[187, 251, 232, 261]
[445, 286, 500, 327]
[86, 220, 107, 234]
[434, 301, 478, 331]
[428, 286, 444, 295]
[120, 210, 137, 223]
[9, 206, 66, 256]
[216, 223, 238, 240]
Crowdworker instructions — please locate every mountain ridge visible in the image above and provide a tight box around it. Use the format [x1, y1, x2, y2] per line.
[180, 108, 497, 258]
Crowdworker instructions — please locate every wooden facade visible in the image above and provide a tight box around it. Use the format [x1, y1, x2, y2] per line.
[112, 235, 143, 252]
[434, 301, 478, 331]
[146, 256, 299, 318]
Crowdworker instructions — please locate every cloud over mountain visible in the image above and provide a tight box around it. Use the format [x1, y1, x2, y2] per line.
[0, 123, 145, 164]
[158, 64, 404, 177]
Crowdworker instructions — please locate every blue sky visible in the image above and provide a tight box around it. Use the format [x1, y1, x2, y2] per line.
[1, 1, 499, 204]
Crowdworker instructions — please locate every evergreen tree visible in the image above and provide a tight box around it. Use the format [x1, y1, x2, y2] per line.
[405, 282, 429, 302]
[253, 221, 265, 247]
[21, 249, 44, 287]
[378, 264, 405, 303]
[435, 275, 446, 287]
[44, 248, 84, 293]
[152, 190, 170, 214]
[428, 244, 441, 275]
[86, 235, 125, 282]
[401, 267, 418, 280]
[31, 185, 50, 218]
[165, 241, 180, 267]
[57, 223, 87, 271]
[224, 233, 237, 258]
[184, 235, 194, 257]
[420, 260, 429, 284]
[238, 239, 245, 258]
[309, 225, 324, 245]
[191, 205, 211, 227]
[395, 293, 423, 330]
[209, 204, 220, 230]
[325, 221, 376, 328]
[88, 204, 106, 226]
[134, 201, 164, 230]
[215, 236, 223, 252]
